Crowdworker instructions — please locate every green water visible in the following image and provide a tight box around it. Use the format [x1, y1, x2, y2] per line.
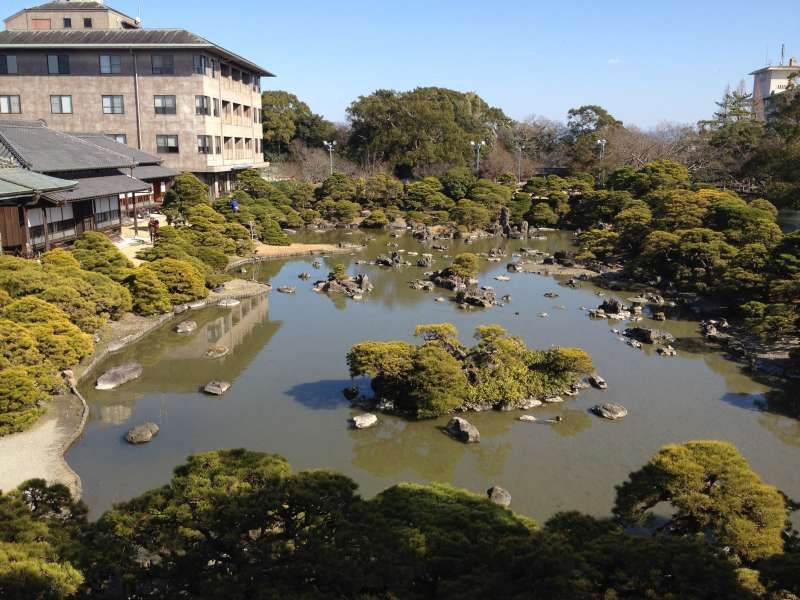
[69, 229, 800, 521]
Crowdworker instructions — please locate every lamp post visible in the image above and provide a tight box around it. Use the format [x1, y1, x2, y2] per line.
[323, 140, 336, 176]
[470, 140, 486, 174]
[596, 138, 607, 187]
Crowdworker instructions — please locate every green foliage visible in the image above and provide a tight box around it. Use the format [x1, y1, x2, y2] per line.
[319, 172, 357, 202]
[439, 166, 477, 200]
[405, 344, 468, 418]
[40, 248, 80, 270]
[614, 440, 787, 562]
[71, 231, 132, 283]
[0, 480, 87, 598]
[445, 252, 479, 279]
[260, 217, 290, 245]
[450, 199, 491, 230]
[261, 90, 336, 152]
[1, 297, 93, 369]
[126, 267, 172, 316]
[143, 259, 208, 304]
[361, 208, 389, 228]
[0, 366, 47, 435]
[527, 202, 559, 226]
[346, 87, 511, 177]
[162, 172, 209, 215]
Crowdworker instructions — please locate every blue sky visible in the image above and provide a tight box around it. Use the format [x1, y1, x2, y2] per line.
[7, 0, 800, 127]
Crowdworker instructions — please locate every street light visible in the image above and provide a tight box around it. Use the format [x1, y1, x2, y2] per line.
[470, 140, 486, 174]
[596, 138, 607, 187]
[323, 140, 336, 176]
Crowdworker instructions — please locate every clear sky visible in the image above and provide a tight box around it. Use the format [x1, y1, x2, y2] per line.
[6, 0, 800, 127]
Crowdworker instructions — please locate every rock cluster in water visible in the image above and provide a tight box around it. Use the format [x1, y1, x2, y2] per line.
[96, 362, 143, 390]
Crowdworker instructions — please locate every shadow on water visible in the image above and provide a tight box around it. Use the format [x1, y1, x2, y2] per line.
[284, 379, 362, 410]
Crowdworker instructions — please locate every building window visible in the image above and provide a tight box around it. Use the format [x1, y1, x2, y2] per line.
[99, 54, 121, 74]
[151, 55, 174, 75]
[0, 55, 17, 75]
[195, 95, 210, 116]
[192, 55, 207, 75]
[0, 96, 21, 114]
[154, 95, 176, 115]
[102, 95, 124, 114]
[107, 133, 127, 144]
[213, 98, 219, 117]
[83, 18, 92, 28]
[210, 59, 216, 79]
[63, 17, 71, 28]
[47, 54, 70, 74]
[215, 136, 221, 154]
[197, 135, 212, 154]
[156, 135, 179, 153]
[50, 95, 72, 114]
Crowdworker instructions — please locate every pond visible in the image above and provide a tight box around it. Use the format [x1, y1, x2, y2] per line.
[69, 229, 800, 522]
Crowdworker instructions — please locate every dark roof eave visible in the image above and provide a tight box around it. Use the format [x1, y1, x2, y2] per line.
[0, 37, 274, 76]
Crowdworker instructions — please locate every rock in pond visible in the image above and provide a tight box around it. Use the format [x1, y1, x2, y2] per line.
[174, 303, 190, 314]
[446, 417, 480, 443]
[350, 413, 378, 429]
[542, 395, 564, 404]
[588, 374, 608, 389]
[205, 345, 230, 359]
[342, 386, 360, 401]
[624, 327, 675, 345]
[188, 300, 206, 310]
[125, 422, 159, 444]
[487, 486, 512, 507]
[96, 362, 143, 390]
[591, 403, 628, 420]
[175, 320, 197, 334]
[218, 298, 240, 308]
[518, 415, 537, 422]
[277, 286, 297, 294]
[204, 380, 231, 395]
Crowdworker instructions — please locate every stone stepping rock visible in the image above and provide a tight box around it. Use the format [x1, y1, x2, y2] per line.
[96, 362, 142, 390]
[487, 486, 511, 507]
[204, 380, 231, 395]
[446, 417, 480, 443]
[205, 345, 230, 359]
[125, 422, 159, 444]
[218, 298, 240, 308]
[591, 403, 628, 420]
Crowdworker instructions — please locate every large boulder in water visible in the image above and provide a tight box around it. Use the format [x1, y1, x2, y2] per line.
[125, 422, 159, 444]
[591, 403, 628, 420]
[599, 298, 625, 315]
[487, 486, 511, 507]
[446, 417, 480, 443]
[96, 362, 143, 390]
[624, 327, 675, 345]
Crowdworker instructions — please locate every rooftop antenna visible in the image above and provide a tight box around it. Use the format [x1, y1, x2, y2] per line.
[781, 43, 786, 65]
[136, 0, 142, 26]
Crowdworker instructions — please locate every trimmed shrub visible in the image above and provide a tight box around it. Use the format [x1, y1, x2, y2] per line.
[0, 319, 41, 370]
[40, 248, 80, 269]
[0, 367, 48, 435]
[144, 258, 208, 304]
[126, 268, 172, 316]
[71, 232, 133, 282]
[260, 218, 290, 246]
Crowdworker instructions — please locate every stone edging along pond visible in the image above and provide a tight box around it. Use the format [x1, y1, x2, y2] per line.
[56, 280, 272, 497]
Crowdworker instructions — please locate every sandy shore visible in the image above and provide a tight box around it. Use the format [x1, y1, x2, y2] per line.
[0, 278, 270, 498]
[228, 241, 361, 268]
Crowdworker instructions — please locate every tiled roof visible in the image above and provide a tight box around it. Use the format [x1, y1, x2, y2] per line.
[124, 164, 179, 180]
[0, 28, 274, 75]
[0, 121, 137, 172]
[45, 173, 149, 202]
[0, 166, 76, 200]
[75, 133, 161, 165]
[30, 1, 110, 10]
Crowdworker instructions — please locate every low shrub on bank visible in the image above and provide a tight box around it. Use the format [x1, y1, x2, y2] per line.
[143, 258, 208, 304]
[71, 231, 133, 283]
[126, 268, 172, 316]
[347, 323, 594, 418]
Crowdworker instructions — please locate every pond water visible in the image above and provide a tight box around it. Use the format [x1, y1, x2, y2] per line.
[778, 209, 800, 233]
[69, 230, 800, 522]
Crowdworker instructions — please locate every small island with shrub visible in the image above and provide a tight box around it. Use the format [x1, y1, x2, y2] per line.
[346, 323, 594, 418]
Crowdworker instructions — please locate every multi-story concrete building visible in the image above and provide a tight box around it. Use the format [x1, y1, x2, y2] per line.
[0, 0, 273, 196]
[750, 57, 800, 120]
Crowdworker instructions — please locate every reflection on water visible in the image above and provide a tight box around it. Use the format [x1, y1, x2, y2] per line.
[778, 209, 800, 233]
[68, 229, 800, 521]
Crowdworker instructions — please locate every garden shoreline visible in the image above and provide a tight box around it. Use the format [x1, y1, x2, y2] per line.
[0, 278, 271, 498]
